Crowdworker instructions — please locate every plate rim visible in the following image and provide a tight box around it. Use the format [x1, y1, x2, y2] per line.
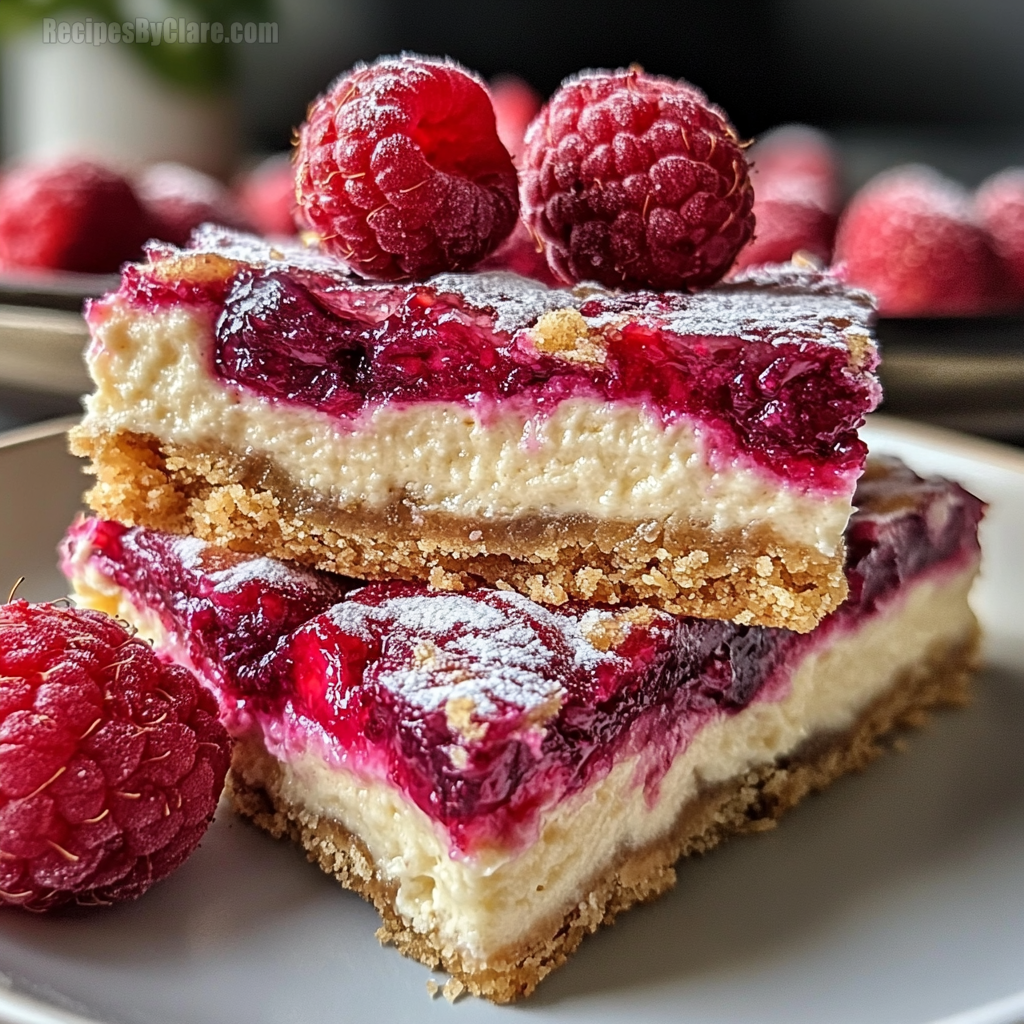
[0, 414, 1022, 1024]
[0, 418, 81, 452]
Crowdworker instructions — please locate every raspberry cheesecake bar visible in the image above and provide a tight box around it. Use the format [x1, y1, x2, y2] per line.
[70, 229, 879, 632]
[62, 458, 983, 1001]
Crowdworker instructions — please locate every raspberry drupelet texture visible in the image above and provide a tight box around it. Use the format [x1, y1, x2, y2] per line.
[0, 159, 151, 275]
[295, 54, 520, 281]
[519, 68, 755, 290]
[0, 601, 230, 911]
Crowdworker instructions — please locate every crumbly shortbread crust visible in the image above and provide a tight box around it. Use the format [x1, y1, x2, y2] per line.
[229, 623, 978, 1003]
[69, 427, 849, 631]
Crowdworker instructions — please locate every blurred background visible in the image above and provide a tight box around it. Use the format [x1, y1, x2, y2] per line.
[0, 0, 1023, 441]
[238, 0, 1024, 188]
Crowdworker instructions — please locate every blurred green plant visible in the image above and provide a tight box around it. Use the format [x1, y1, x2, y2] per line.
[0, 0, 273, 91]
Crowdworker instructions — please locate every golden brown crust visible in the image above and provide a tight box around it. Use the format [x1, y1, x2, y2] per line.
[227, 627, 979, 1004]
[69, 427, 848, 632]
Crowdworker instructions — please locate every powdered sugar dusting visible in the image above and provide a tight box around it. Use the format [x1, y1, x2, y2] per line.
[164, 229, 873, 354]
[167, 530, 340, 597]
[176, 225, 355, 280]
[143, 226, 877, 361]
[582, 264, 875, 353]
[326, 587, 614, 716]
[428, 271, 580, 334]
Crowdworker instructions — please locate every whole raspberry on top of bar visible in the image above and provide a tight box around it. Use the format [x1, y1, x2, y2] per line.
[295, 54, 519, 281]
[519, 67, 755, 290]
[0, 600, 230, 911]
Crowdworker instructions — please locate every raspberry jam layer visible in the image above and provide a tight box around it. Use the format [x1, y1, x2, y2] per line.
[99, 229, 881, 492]
[62, 459, 982, 855]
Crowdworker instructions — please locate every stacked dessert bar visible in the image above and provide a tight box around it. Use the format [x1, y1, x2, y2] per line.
[61, 228, 984, 1001]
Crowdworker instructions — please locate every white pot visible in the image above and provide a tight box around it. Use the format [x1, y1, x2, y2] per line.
[1, 28, 236, 175]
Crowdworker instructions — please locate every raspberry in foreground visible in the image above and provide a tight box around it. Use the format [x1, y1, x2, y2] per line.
[0, 600, 230, 911]
[0, 159, 151, 275]
[295, 54, 520, 281]
[834, 165, 1002, 317]
[976, 168, 1024, 306]
[519, 67, 755, 290]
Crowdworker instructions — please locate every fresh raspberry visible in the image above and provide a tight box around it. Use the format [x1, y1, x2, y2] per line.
[975, 168, 1024, 306]
[519, 67, 754, 290]
[0, 600, 229, 911]
[731, 125, 838, 272]
[834, 165, 1003, 316]
[295, 54, 519, 281]
[236, 153, 299, 237]
[0, 159, 150, 275]
[489, 75, 543, 164]
[137, 162, 252, 248]
[747, 124, 840, 214]
[476, 218, 560, 285]
[731, 199, 835, 271]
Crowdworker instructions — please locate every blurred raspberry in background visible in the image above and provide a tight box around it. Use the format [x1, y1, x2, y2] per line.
[0, 159, 150, 274]
[489, 75, 543, 165]
[236, 154, 299, 238]
[137, 162, 253, 248]
[833, 165, 1004, 317]
[732, 125, 839, 272]
[975, 168, 1024, 308]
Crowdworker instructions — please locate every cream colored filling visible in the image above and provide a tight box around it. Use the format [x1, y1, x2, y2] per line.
[71, 558, 977, 965]
[81, 301, 852, 554]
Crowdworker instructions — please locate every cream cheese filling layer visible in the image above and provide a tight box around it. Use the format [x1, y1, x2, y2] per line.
[261, 566, 975, 964]
[274, 566, 976, 963]
[81, 302, 852, 554]
[71, 557, 977, 964]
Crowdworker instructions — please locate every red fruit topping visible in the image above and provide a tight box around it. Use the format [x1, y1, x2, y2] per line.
[0, 159, 150, 275]
[65, 462, 984, 852]
[519, 67, 755, 290]
[976, 168, 1024, 306]
[0, 600, 229, 911]
[295, 54, 520, 281]
[237, 154, 299, 237]
[834, 166, 1003, 317]
[137, 162, 252, 248]
[489, 75, 543, 164]
[476, 218, 561, 285]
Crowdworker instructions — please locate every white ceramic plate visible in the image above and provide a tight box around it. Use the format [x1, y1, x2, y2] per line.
[0, 416, 1022, 1024]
